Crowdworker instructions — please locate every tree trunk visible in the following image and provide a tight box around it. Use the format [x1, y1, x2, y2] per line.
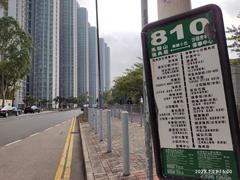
[1, 73, 9, 108]
[12, 84, 16, 107]
[1, 72, 5, 107]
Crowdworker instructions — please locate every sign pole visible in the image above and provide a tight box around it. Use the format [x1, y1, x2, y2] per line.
[141, 0, 153, 179]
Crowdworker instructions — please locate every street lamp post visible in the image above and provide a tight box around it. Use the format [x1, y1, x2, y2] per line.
[95, 0, 103, 109]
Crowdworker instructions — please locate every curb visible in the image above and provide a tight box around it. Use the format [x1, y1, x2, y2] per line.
[79, 121, 95, 180]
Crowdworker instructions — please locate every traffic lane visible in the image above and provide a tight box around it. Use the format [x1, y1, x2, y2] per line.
[0, 109, 81, 147]
[0, 119, 71, 180]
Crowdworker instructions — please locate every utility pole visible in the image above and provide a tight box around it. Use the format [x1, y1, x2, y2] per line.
[157, 0, 191, 19]
[141, 0, 153, 179]
[141, 0, 148, 27]
[140, 1, 192, 179]
[95, 0, 103, 109]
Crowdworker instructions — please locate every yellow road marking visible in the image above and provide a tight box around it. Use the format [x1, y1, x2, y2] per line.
[63, 117, 76, 180]
[55, 118, 75, 180]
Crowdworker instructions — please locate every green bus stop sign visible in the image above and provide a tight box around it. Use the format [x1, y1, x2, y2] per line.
[141, 4, 240, 180]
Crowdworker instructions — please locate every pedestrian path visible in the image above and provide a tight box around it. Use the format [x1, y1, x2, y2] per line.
[80, 114, 160, 180]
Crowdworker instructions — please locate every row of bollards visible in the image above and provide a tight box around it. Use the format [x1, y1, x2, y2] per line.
[87, 108, 130, 176]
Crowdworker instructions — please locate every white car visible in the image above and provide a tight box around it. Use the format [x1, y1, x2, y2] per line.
[0, 106, 20, 117]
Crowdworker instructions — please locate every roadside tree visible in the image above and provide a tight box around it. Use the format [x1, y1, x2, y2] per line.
[0, 16, 32, 107]
[77, 94, 88, 108]
[66, 96, 77, 108]
[103, 90, 113, 105]
[226, 14, 240, 57]
[23, 95, 36, 106]
[111, 63, 143, 104]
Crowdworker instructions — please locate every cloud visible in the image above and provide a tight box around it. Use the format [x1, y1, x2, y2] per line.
[102, 32, 142, 84]
[192, 1, 239, 27]
[221, 0, 239, 17]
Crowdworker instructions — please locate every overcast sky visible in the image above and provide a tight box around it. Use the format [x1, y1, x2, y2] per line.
[77, 0, 240, 84]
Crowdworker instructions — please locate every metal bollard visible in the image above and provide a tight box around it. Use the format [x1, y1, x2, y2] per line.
[113, 109, 116, 117]
[121, 111, 130, 176]
[99, 109, 103, 141]
[88, 108, 90, 123]
[107, 110, 112, 152]
[96, 109, 99, 134]
[94, 109, 97, 132]
[140, 104, 143, 127]
[91, 108, 94, 127]
[130, 105, 133, 123]
[92, 108, 94, 127]
[89, 108, 92, 126]
[92, 108, 95, 130]
[118, 109, 121, 118]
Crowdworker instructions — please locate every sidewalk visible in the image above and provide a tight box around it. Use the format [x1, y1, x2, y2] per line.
[80, 111, 160, 180]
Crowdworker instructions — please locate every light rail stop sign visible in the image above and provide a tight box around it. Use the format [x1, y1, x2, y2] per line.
[141, 4, 240, 180]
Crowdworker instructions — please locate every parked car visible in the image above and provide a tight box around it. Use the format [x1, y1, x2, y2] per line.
[0, 106, 21, 117]
[24, 105, 40, 113]
[81, 104, 89, 111]
[31, 105, 40, 113]
[24, 106, 32, 113]
[12, 107, 23, 115]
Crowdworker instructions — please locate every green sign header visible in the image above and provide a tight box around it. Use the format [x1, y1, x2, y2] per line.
[146, 12, 215, 58]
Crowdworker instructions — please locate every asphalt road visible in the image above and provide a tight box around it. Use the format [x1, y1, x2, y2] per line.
[0, 109, 81, 146]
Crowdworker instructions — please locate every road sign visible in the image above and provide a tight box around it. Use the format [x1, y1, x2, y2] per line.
[141, 4, 240, 180]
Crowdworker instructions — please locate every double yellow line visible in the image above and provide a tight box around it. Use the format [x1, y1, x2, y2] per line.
[55, 117, 76, 180]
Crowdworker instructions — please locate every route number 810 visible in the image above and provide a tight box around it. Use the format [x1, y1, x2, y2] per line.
[151, 18, 209, 46]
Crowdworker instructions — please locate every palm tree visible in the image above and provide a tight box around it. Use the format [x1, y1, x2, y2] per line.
[53, 96, 60, 109]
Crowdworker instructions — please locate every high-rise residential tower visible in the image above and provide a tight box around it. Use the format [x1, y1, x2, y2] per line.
[8, 0, 27, 28]
[59, 0, 78, 98]
[0, 3, 7, 17]
[99, 38, 111, 92]
[88, 26, 98, 106]
[29, 0, 60, 104]
[99, 38, 105, 92]
[77, 7, 89, 96]
[105, 45, 110, 91]
[0, 6, 3, 17]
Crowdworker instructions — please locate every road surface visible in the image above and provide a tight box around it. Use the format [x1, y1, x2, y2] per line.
[0, 109, 84, 180]
[0, 109, 80, 146]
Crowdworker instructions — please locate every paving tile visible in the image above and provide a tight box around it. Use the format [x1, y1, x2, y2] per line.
[80, 111, 158, 180]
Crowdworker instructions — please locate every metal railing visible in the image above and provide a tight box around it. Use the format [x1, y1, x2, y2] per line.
[109, 104, 143, 126]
